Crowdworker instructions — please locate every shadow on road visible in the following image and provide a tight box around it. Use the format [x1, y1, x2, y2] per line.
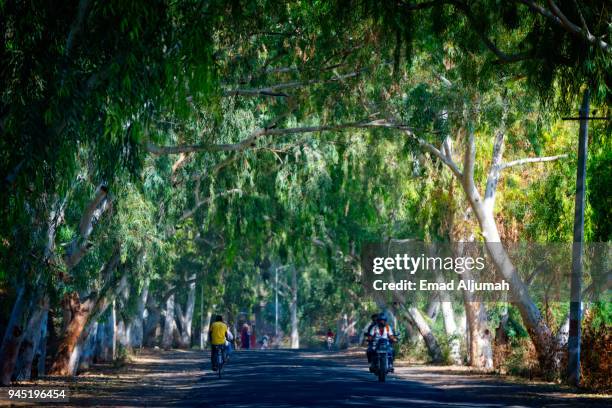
[31, 348, 610, 408]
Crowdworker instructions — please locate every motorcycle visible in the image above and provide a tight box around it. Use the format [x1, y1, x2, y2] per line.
[371, 338, 393, 382]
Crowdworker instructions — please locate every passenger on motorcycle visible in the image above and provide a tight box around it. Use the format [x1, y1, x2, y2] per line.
[368, 313, 396, 371]
[365, 313, 380, 364]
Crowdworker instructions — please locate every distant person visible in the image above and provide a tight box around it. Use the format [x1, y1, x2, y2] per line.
[260, 334, 269, 350]
[209, 315, 231, 371]
[326, 329, 335, 350]
[225, 327, 235, 359]
[250, 325, 257, 349]
[241, 323, 251, 349]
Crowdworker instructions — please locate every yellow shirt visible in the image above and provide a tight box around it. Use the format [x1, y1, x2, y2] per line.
[210, 321, 228, 345]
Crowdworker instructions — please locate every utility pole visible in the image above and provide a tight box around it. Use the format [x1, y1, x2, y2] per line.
[567, 89, 589, 387]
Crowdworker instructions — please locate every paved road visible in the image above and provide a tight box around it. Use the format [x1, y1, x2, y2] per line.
[48, 349, 611, 407]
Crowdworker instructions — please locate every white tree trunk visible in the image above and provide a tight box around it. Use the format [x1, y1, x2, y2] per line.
[94, 322, 111, 362]
[200, 309, 212, 349]
[403, 306, 443, 363]
[96, 316, 116, 363]
[78, 322, 98, 371]
[176, 277, 196, 348]
[463, 127, 554, 368]
[440, 301, 462, 365]
[116, 320, 129, 349]
[290, 268, 299, 349]
[64, 185, 110, 269]
[418, 107, 557, 369]
[67, 343, 81, 376]
[13, 296, 49, 381]
[0, 285, 28, 385]
[334, 313, 348, 348]
[143, 302, 161, 347]
[36, 309, 49, 377]
[129, 281, 149, 349]
[162, 295, 177, 349]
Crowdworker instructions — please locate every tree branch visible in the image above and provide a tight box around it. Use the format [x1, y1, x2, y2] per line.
[178, 188, 242, 222]
[400, 0, 536, 63]
[463, 125, 477, 189]
[412, 132, 463, 179]
[64, 185, 111, 270]
[517, 0, 610, 53]
[499, 154, 568, 170]
[65, 0, 92, 57]
[484, 98, 508, 212]
[146, 118, 411, 155]
[223, 68, 368, 98]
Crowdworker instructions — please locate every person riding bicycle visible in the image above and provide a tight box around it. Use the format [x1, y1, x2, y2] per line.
[364, 313, 379, 366]
[368, 313, 397, 372]
[209, 315, 232, 371]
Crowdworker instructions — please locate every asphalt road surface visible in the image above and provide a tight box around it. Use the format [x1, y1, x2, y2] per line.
[17, 349, 610, 407]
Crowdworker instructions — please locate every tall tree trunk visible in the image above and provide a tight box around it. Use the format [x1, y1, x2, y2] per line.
[463, 298, 492, 369]
[94, 318, 115, 363]
[463, 125, 555, 370]
[419, 103, 559, 371]
[401, 305, 443, 363]
[77, 322, 98, 371]
[36, 309, 50, 378]
[0, 285, 28, 385]
[176, 276, 196, 348]
[200, 309, 212, 349]
[440, 301, 462, 365]
[108, 301, 117, 361]
[129, 280, 149, 349]
[13, 295, 50, 381]
[49, 293, 96, 376]
[97, 302, 117, 362]
[5, 191, 67, 383]
[162, 294, 177, 349]
[290, 267, 299, 349]
[334, 313, 348, 349]
[64, 185, 110, 269]
[144, 302, 161, 347]
[50, 249, 121, 375]
[116, 320, 129, 349]
[470, 202, 552, 367]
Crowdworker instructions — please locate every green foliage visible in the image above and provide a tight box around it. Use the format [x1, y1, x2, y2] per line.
[0, 2, 609, 384]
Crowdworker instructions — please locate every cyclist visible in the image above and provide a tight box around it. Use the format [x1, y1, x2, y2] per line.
[209, 315, 232, 371]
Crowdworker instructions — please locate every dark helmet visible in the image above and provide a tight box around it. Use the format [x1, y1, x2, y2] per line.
[377, 313, 388, 322]
[371, 314, 379, 320]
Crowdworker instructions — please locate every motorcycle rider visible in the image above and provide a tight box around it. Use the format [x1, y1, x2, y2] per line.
[209, 315, 232, 371]
[368, 313, 396, 372]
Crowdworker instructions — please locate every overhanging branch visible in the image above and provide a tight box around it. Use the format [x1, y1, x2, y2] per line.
[517, 0, 610, 53]
[499, 154, 568, 170]
[146, 119, 415, 156]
